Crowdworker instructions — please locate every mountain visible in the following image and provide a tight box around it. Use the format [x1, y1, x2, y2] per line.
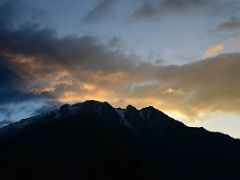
[0, 100, 239, 180]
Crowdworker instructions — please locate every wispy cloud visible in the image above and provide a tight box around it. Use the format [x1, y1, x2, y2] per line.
[203, 43, 224, 58]
[131, 0, 216, 20]
[82, 0, 119, 23]
[218, 17, 240, 31]
[82, 0, 240, 23]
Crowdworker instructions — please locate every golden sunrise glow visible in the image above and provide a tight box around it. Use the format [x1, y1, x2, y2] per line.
[11, 52, 240, 121]
[2, 38, 240, 123]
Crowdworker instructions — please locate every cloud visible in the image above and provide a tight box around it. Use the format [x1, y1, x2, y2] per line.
[1, 0, 240, 123]
[0, 63, 51, 104]
[203, 43, 224, 58]
[133, 53, 240, 120]
[2, 23, 240, 121]
[133, 0, 211, 19]
[0, 63, 53, 123]
[0, 0, 23, 27]
[82, 0, 235, 23]
[218, 17, 240, 31]
[0, 63, 22, 88]
[130, 0, 226, 21]
[82, 0, 119, 22]
[0, 100, 52, 124]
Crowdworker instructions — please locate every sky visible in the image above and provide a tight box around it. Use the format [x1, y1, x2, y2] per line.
[0, 0, 240, 138]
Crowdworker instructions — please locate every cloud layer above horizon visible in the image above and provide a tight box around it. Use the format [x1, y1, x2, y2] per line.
[1, 0, 240, 124]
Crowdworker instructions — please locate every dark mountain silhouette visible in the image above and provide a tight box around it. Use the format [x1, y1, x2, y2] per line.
[0, 100, 239, 180]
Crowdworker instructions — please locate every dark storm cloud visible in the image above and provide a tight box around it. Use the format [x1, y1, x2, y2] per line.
[82, 0, 120, 22]
[0, 0, 54, 120]
[0, 63, 26, 104]
[0, 63, 22, 87]
[0, 18, 139, 75]
[0, 64, 51, 105]
[218, 17, 240, 31]
[0, 87, 51, 105]
[0, 26, 144, 83]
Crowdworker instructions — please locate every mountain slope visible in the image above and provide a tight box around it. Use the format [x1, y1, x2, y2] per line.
[0, 100, 239, 180]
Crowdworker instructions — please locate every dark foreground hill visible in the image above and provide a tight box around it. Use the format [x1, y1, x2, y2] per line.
[0, 100, 239, 180]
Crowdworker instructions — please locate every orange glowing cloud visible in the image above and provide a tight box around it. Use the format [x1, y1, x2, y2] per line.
[203, 43, 224, 58]
[1, 28, 240, 123]
[4, 51, 240, 122]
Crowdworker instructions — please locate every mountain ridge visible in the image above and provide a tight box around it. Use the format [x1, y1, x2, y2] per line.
[0, 100, 235, 140]
[0, 100, 239, 179]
